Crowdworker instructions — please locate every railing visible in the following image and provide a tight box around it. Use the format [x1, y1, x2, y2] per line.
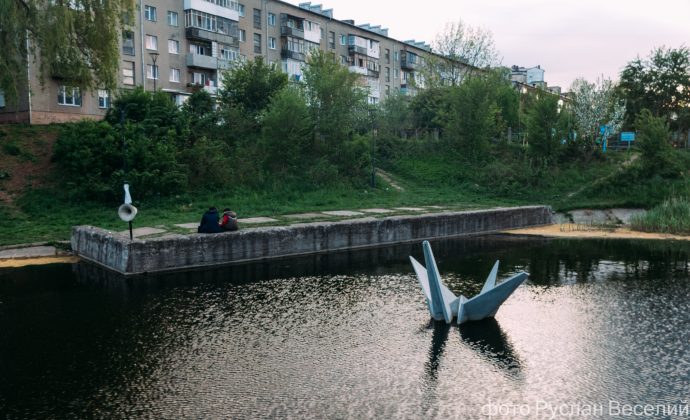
[281, 26, 304, 38]
[281, 48, 305, 61]
[185, 27, 239, 47]
[348, 45, 367, 56]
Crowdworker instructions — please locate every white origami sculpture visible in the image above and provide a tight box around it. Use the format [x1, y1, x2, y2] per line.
[410, 241, 528, 325]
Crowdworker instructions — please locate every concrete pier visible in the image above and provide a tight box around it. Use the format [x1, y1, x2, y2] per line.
[71, 206, 552, 275]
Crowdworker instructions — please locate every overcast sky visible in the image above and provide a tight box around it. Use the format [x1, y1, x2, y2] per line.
[287, 0, 690, 90]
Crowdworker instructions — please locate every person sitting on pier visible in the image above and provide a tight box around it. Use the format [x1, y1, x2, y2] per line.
[198, 207, 223, 233]
[220, 208, 238, 232]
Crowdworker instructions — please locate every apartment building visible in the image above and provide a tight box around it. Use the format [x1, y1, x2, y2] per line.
[0, 0, 442, 124]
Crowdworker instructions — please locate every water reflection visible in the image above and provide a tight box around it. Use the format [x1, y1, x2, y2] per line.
[459, 318, 522, 377]
[2, 236, 690, 418]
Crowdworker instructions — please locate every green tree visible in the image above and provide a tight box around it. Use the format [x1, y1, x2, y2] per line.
[526, 93, 562, 166]
[218, 57, 288, 119]
[302, 50, 367, 148]
[260, 87, 313, 179]
[0, 0, 134, 103]
[635, 109, 680, 177]
[443, 72, 517, 159]
[181, 89, 218, 146]
[618, 46, 690, 132]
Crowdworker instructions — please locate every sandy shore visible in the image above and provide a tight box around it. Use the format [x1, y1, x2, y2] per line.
[505, 224, 690, 241]
[0, 256, 80, 268]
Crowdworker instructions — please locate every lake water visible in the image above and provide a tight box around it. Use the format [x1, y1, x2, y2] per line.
[1, 235, 689, 418]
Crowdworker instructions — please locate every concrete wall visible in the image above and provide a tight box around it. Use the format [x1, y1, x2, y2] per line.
[72, 206, 552, 275]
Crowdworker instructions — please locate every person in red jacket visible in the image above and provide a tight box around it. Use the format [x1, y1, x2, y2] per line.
[220, 208, 238, 231]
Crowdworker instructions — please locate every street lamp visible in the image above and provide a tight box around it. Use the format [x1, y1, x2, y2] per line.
[149, 52, 160, 91]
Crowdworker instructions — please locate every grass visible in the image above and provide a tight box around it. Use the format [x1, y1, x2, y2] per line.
[630, 196, 690, 235]
[3, 128, 690, 247]
[0, 179, 512, 247]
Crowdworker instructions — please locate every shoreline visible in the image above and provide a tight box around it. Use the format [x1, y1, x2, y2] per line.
[6, 223, 690, 270]
[504, 224, 690, 241]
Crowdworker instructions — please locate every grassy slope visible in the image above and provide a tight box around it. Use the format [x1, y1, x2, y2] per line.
[2, 125, 688, 246]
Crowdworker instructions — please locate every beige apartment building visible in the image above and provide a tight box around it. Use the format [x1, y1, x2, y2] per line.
[0, 0, 436, 124]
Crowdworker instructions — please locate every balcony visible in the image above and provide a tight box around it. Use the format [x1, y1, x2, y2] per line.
[281, 48, 305, 62]
[401, 52, 419, 71]
[367, 69, 380, 79]
[184, 0, 238, 21]
[281, 26, 305, 39]
[186, 27, 239, 47]
[186, 53, 217, 70]
[203, 85, 218, 95]
[348, 66, 367, 75]
[348, 44, 367, 56]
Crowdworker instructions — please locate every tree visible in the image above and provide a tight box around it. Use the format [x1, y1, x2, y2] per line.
[635, 109, 679, 177]
[444, 76, 498, 160]
[260, 87, 313, 179]
[526, 94, 563, 166]
[569, 77, 626, 160]
[618, 46, 690, 132]
[428, 20, 500, 86]
[218, 57, 288, 118]
[0, 0, 134, 103]
[302, 50, 367, 148]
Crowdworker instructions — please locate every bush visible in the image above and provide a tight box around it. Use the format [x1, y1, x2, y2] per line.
[635, 109, 681, 177]
[53, 119, 186, 201]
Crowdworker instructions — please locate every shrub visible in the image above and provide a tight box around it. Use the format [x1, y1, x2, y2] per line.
[635, 109, 681, 177]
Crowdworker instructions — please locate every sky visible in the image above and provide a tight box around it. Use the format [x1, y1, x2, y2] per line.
[286, 0, 690, 90]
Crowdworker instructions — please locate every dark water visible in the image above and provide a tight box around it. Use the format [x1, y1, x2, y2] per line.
[1, 236, 689, 419]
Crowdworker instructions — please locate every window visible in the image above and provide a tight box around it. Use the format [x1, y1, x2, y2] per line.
[168, 39, 179, 54]
[268, 37, 276, 50]
[98, 90, 110, 109]
[147, 64, 159, 80]
[340, 34, 346, 46]
[167, 11, 178, 26]
[385, 67, 390, 83]
[239, 29, 246, 42]
[267, 12, 275, 26]
[253, 33, 261, 54]
[57, 86, 81, 106]
[0, 90, 5, 108]
[328, 31, 335, 49]
[184, 10, 236, 36]
[169, 68, 180, 83]
[394, 51, 399, 62]
[144, 5, 156, 22]
[385, 85, 390, 95]
[394, 69, 399, 79]
[122, 30, 135, 55]
[190, 43, 209, 55]
[191, 72, 208, 85]
[253, 8, 261, 29]
[220, 46, 238, 61]
[145, 34, 158, 50]
[123, 61, 135, 85]
[341, 55, 348, 65]
[238, 3, 245, 17]
[385, 48, 390, 64]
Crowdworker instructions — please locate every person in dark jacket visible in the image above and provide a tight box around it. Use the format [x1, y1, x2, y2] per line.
[198, 207, 223, 233]
[220, 208, 238, 231]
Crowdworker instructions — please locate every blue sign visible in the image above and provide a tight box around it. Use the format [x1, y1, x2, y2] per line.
[621, 132, 635, 142]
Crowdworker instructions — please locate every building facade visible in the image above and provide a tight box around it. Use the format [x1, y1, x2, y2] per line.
[0, 0, 440, 124]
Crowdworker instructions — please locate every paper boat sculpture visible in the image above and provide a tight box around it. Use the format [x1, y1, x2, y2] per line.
[410, 241, 528, 324]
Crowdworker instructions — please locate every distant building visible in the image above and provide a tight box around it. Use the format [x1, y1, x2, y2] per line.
[1, 0, 463, 124]
[510, 65, 546, 89]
